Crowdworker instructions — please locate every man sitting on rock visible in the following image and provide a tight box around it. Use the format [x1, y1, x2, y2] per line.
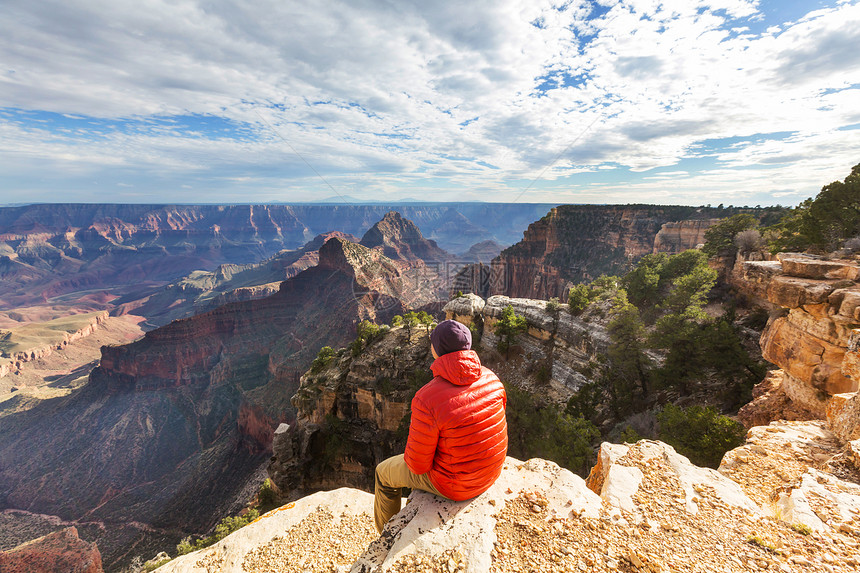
[373, 319, 508, 533]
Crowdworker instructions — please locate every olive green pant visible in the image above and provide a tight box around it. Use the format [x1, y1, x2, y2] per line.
[374, 454, 443, 533]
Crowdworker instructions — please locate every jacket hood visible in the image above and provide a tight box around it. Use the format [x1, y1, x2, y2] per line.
[430, 349, 483, 386]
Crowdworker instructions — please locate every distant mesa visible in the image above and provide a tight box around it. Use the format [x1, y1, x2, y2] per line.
[458, 240, 504, 263]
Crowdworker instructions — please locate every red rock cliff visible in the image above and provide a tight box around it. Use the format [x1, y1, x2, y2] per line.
[0, 527, 103, 573]
[490, 205, 724, 299]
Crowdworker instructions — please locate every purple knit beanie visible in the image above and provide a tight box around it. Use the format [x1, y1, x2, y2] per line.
[430, 319, 472, 356]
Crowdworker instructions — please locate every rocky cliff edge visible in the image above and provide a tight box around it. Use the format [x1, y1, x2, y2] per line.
[739, 253, 860, 419]
[156, 424, 860, 573]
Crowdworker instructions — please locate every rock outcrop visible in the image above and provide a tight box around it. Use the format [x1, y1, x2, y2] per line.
[448, 294, 610, 403]
[359, 212, 450, 263]
[737, 370, 819, 428]
[720, 420, 860, 540]
[742, 253, 860, 417]
[270, 325, 433, 496]
[269, 291, 610, 500]
[0, 527, 103, 573]
[652, 218, 720, 254]
[156, 437, 860, 573]
[457, 240, 504, 263]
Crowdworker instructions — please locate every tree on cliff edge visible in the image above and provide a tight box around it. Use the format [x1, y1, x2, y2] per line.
[495, 305, 527, 358]
[768, 162, 860, 253]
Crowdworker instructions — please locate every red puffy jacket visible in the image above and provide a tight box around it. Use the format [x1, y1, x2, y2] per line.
[404, 349, 508, 501]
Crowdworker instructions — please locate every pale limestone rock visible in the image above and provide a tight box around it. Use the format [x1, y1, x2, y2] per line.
[442, 294, 485, 327]
[350, 457, 600, 573]
[589, 441, 759, 518]
[155, 488, 374, 573]
[601, 464, 644, 514]
[775, 469, 860, 532]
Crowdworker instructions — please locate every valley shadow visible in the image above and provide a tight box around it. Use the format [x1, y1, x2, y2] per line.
[45, 362, 98, 388]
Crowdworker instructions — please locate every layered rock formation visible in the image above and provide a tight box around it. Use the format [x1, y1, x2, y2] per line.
[740, 253, 860, 417]
[457, 240, 504, 263]
[0, 236, 439, 571]
[0, 311, 108, 378]
[0, 203, 548, 314]
[449, 294, 610, 402]
[652, 218, 720, 253]
[112, 231, 357, 328]
[268, 292, 610, 499]
[270, 325, 433, 495]
[0, 527, 103, 573]
[486, 205, 726, 299]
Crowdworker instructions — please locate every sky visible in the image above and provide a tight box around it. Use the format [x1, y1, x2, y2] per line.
[1, 0, 859, 206]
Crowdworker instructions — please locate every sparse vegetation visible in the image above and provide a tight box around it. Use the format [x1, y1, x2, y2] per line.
[791, 523, 812, 536]
[176, 508, 261, 556]
[310, 346, 336, 373]
[746, 534, 778, 553]
[257, 478, 278, 512]
[567, 284, 594, 315]
[142, 557, 171, 572]
[703, 213, 759, 258]
[545, 297, 561, 314]
[494, 305, 527, 357]
[350, 320, 387, 356]
[535, 362, 552, 384]
[618, 425, 645, 444]
[505, 382, 599, 476]
[657, 404, 746, 468]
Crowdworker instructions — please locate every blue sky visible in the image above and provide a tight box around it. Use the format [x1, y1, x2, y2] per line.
[1, 0, 859, 206]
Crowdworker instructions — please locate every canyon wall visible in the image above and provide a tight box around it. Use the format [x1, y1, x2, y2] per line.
[483, 205, 724, 300]
[0, 237, 437, 571]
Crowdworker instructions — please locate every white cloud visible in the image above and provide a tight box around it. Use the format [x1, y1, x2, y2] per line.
[0, 0, 858, 204]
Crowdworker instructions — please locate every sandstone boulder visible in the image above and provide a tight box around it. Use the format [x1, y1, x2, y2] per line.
[778, 253, 860, 281]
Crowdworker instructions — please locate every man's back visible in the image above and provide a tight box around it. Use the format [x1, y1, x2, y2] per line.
[404, 349, 508, 501]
